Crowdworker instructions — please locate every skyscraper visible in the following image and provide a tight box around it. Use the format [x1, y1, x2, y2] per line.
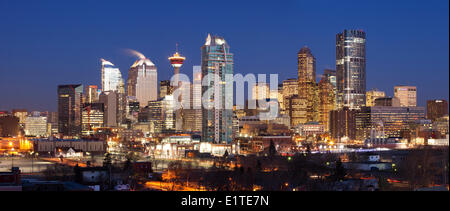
[182, 66, 202, 132]
[201, 34, 234, 143]
[101, 59, 124, 93]
[318, 74, 335, 131]
[281, 78, 298, 111]
[394, 85, 417, 107]
[99, 91, 118, 127]
[127, 53, 158, 107]
[286, 95, 307, 127]
[147, 99, 163, 133]
[336, 30, 367, 109]
[298, 46, 318, 123]
[58, 84, 83, 136]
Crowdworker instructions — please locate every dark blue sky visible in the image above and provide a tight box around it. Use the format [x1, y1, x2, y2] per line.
[0, 0, 448, 111]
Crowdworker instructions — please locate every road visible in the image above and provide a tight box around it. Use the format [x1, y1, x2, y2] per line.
[0, 157, 54, 173]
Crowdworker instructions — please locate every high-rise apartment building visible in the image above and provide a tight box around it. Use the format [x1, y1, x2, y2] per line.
[394, 86, 417, 107]
[201, 34, 234, 143]
[58, 84, 83, 136]
[336, 30, 366, 109]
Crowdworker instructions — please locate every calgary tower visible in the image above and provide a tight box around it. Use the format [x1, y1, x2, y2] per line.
[168, 43, 186, 88]
[168, 43, 186, 131]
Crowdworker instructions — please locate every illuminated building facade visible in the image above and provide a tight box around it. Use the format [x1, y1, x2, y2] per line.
[127, 56, 158, 107]
[162, 95, 176, 131]
[181, 67, 202, 132]
[58, 84, 83, 136]
[81, 103, 104, 136]
[366, 89, 386, 107]
[318, 74, 335, 131]
[281, 78, 298, 111]
[286, 95, 307, 127]
[356, 106, 425, 140]
[147, 100, 163, 134]
[298, 46, 318, 123]
[426, 99, 448, 122]
[329, 107, 357, 141]
[159, 80, 174, 99]
[336, 30, 366, 109]
[12, 109, 27, 127]
[201, 34, 234, 143]
[101, 59, 125, 93]
[25, 113, 47, 137]
[394, 85, 417, 107]
[84, 85, 99, 104]
[125, 96, 140, 124]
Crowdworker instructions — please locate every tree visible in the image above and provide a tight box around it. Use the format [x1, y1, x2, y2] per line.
[74, 164, 82, 183]
[269, 140, 277, 158]
[333, 158, 346, 182]
[103, 153, 112, 167]
[223, 150, 229, 158]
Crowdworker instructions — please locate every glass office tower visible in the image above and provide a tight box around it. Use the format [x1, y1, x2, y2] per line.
[201, 34, 234, 144]
[58, 84, 83, 136]
[336, 30, 366, 110]
[101, 59, 124, 93]
[127, 56, 158, 107]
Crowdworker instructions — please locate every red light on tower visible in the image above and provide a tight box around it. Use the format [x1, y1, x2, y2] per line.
[168, 43, 186, 69]
[168, 43, 186, 89]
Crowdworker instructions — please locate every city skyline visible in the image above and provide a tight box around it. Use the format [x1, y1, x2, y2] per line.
[0, 0, 449, 112]
[0, 0, 448, 193]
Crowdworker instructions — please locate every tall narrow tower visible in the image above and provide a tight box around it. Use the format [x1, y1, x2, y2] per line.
[201, 34, 234, 144]
[336, 29, 366, 109]
[168, 44, 186, 131]
[298, 46, 318, 123]
[126, 51, 158, 107]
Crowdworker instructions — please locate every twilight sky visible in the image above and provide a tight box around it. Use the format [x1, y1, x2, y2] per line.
[0, 0, 448, 111]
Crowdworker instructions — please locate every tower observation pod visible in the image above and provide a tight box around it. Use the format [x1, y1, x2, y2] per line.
[168, 43, 186, 88]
